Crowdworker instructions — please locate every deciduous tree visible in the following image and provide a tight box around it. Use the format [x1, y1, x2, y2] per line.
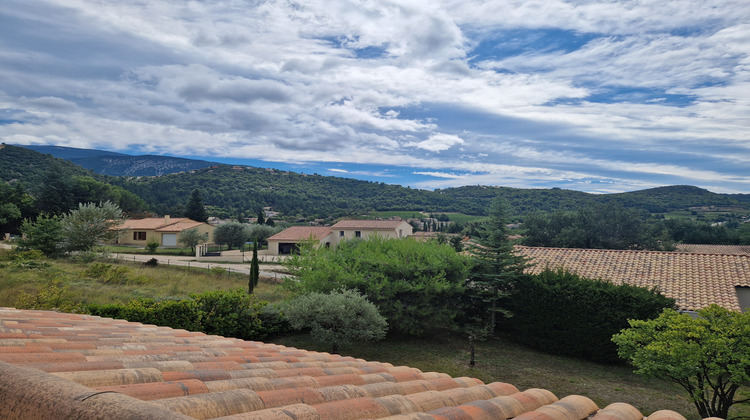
[213, 221, 248, 250]
[613, 305, 750, 419]
[179, 228, 205, 254]
[61, 201, 123, 252]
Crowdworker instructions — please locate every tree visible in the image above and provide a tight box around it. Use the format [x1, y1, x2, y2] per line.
[213, 221, 248, 250]
[613, 305, 750, 419]
[18, 214, 64, 257]
[61, 201, 123, 252]
[285, 236, 468, 335]
[248, 241, 259, 294]
[281, 289, 387, 353]
[257, 210, 265, 225]
[185, 189, 208, 223]
[468, 197, 528, 331]
[35, 167, 75, 216]
[246, 224, 280, 247]
[179, 228, 205, 254]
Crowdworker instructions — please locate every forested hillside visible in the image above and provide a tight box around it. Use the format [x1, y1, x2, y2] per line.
[3, 144, 749, 224]
[0, 145, 148, 218]
[21, 145, 215, 176]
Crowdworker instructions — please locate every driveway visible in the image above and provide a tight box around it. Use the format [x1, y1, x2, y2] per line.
[110, 253, 290, 281]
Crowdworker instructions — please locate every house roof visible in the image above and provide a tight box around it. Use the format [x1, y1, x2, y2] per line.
[156, 221, 208, 233]
[268, 226, 333, 242]
[117, 217, 190, 230]
[116, 218, 208, 233]
[517, 246, 750, 312]
[0, 307, 689, 420]
[675, 244, 750, 255]
[331, 220, 408, 230]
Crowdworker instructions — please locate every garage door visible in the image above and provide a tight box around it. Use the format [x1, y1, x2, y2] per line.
[162, 233, 177, 247]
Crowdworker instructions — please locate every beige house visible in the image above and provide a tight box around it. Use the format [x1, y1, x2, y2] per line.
[266, 219, 414, 256]
[266, 226, 334, 255]
[114, 216, 214, 248]
[330, 219, 413, 245]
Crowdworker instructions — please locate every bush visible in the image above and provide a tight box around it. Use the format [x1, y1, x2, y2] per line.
[145, 239, 160, 254]
[285, 236, 468, 336]
[500, 268, 675, 363]
[84, 263, 138, 285]
[86, 289, 281, 340]
[281, 289, 387, 353]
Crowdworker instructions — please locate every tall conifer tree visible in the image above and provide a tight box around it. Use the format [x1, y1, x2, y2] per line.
[185, 189, 208, 222]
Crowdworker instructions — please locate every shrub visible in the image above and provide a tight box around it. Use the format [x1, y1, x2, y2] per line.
[145, 239, 160, 254]
[15, 279, 79, 312]
[86, 289, 281, 340]
[281, 289, 387, 353]
[500, 268, 675, 363]
[285, 236, 468, 336]
[84, 262, 137, 285]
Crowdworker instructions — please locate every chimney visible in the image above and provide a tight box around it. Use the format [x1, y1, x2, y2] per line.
[164, 215, 170, 222]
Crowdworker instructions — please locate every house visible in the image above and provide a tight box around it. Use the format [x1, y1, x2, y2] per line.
[266, 226, 334, 255]
[265, 219, 415, 256]
[330, 219, 413, 245]
[517, 246, 750, 313]
[114, 216, 214, 248]
[0, 307, 689, 419]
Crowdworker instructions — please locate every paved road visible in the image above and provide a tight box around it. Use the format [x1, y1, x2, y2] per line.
[110, 253, 291, 280]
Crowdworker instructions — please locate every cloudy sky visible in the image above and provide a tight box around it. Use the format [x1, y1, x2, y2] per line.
[2, 0, 749, 194]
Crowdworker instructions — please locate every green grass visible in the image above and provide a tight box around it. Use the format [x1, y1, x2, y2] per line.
[0, 251, 289, 308]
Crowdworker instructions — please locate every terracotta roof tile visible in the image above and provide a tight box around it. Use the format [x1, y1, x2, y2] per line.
[517, 246, 750, 312]
[331, 220, 407, 230]
[0, 308, 692, 419]
[676, 244, 750, 255]
[268, 226, 333, 241]
[116, 217, 190, 230]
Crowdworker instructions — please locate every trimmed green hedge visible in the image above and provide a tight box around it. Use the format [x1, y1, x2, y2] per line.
[501, 269, 675, 363]
[87, 289, 286, 340]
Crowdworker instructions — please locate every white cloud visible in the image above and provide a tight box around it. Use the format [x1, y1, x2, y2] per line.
[412, 133, 465, 152]
[1, 0, 748, 193]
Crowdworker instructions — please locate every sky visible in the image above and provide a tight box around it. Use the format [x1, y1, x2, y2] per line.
[1, 1, 749, 194]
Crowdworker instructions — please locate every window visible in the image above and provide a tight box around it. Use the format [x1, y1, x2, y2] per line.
[339, 231, 345, 237]
[355, 231, 361, 238]
[133, 231, 146, 241]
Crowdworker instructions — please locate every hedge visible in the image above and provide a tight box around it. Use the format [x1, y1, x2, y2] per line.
[500, 269, 675, 363]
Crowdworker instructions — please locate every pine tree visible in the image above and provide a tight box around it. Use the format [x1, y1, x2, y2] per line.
[257, 210, 265, 225]
[185, 189, 208, 222]
[468, 197, 529, 331]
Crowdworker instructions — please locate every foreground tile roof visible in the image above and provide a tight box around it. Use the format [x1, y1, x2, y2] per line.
[517, 246, 750, 312]
[0, 308, 690, 420]
[268, 226, 333, 242]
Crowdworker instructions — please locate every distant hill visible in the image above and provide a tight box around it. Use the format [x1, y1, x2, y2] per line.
[0, 144, 148, 213]
[19, 145, 216, 176]
[3, 144, 748, 221]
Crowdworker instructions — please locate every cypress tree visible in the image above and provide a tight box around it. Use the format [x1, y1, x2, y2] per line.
[185, 189, 208, 222]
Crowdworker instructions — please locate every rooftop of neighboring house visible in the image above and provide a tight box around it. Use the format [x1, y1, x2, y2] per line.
[155, 220, 209, 233]
[675, 244, 750, 255]
[517, 246, 750, 312]
[0, 307, 690, 420]
[331, 219, 409, 230]
[116, 216, 192, 231]
[267, 226, 333, 242]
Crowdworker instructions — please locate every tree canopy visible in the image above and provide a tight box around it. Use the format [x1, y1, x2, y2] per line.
[613, 305, 750, 419]
[284, 236, 469, 335]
